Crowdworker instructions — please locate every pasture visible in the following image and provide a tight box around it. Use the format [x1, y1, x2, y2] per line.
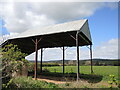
[43, 66, 119, 81]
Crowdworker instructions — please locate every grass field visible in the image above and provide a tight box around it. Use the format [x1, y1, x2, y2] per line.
[43, 66, 119, 81]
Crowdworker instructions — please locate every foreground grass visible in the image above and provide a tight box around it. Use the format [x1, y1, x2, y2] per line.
[3, 66, 118, 89]
[4, 76, 118, 89]
[2, 76, 59, 88]
[58, 80, 118, 88]
[43, 66, 119, 81]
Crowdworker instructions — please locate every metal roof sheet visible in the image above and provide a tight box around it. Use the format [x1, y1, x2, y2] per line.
[9, 19, 88, 39]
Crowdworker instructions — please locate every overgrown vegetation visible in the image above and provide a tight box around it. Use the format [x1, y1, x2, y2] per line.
[2, 76, 59, 88]
[1, 44, 29, 87]
[1, 44, 59, 89]
[1, 44, 28, 78]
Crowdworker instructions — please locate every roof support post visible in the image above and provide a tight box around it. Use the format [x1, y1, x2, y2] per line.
[76, 31, 80, 81]
[40, 48, 43, 73]
[34, 38, 38, 80]
[90, 45, 93, 73]
[32, 38, 42, 80]
[63, 46, 65, 74]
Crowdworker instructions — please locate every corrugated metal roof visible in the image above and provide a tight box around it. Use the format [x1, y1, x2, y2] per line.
[9, 19, 88, 39]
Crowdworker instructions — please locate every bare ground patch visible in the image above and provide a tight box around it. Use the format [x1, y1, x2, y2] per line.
[33, 75, 118, 88]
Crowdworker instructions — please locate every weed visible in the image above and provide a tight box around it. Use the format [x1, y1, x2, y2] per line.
[65, 83, 70, 86]
[108, 75, 119, 88]
[83, 85, 89, 88]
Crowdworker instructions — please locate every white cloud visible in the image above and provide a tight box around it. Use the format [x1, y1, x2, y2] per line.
[29, 2, 104, 21]
[0, 2, 107, 34]
[80, 38, 118, 59]
[0, 2, 56, 33]
[0, 0, 119, 3]
[0, 32, 19, 44]
[93, 38, 118, 59]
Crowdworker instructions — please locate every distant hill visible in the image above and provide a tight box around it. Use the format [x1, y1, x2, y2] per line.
[29, 59, 120, 66]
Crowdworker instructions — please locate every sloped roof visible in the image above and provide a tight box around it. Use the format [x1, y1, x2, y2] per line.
[9, 19, 92, 41]
[2, 19, 92, 54]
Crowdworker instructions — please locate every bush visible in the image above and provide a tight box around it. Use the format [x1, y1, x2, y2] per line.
[2, 76, 59, 88]
[27, 63, 34, 73]
[42, 68, 50, 72]
[1, 44, 28, 79]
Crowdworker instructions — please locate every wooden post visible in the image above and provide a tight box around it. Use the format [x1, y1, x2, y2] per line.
[40, 48, 43, 73]
[34, 38, 38, 80]
[90, 45, 93, 73]
[63, 46, 65, 74]
[32, 38, 42, 80]
[76, 31, 80, 81]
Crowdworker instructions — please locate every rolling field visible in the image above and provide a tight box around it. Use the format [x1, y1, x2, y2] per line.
[43, 66, 119, 81]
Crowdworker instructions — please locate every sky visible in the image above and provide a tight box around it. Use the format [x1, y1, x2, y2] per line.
[0, 1, 119, 61]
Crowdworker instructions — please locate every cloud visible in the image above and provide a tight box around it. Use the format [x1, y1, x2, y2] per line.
[0, 2, 118, 60]
[105, 2, 118, 9]
[29, 2, 104, 21]
[0, 0, 119, 3]
[0, 2, 56, 33]
[92, 38, 118, 59]
[80, 38, 118, 59]
[26, 38, 119, 61]
[0, 2, 106, 33]
[0, 32, 19, 44]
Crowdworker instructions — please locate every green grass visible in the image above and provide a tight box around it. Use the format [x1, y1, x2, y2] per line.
[2, 76, 59, 88]
[43, 66, 119, 81]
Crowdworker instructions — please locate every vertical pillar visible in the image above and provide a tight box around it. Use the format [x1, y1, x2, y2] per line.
[76, 31, 80, 81]
[40, 48, 43, 73]
[63, 46, 65, 74]
[34, 38, 38, 80]
[90, 45, 93, 73]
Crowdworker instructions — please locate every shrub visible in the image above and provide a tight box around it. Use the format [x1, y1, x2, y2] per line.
[27, 63, 34, 73]
[1, 44, 28, 79]
[42, 68, 50, 72]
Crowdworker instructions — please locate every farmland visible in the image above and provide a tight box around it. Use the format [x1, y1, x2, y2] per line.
[42, 66, 119, 81]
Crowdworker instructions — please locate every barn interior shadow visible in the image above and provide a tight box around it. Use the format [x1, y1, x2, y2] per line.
[28, 71, 103, 83]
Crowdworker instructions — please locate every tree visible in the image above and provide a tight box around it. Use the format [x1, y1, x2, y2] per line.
[95, 61, 99, 66]
[1, 44, 28, 79]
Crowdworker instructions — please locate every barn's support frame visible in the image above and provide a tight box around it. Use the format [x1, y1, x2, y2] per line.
[90, 45, 93, 73]
[31, 35, 93, 80]
[76, 31, 80, 81]
[1, 19, 93, 81]
[32, 38, 41, 79]
[40, 48, 43, 73]
[32, 37, 93, 80]
[63, 46, 65, 74]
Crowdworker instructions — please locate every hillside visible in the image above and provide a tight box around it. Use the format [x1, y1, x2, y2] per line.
[29, 59, 120, 66]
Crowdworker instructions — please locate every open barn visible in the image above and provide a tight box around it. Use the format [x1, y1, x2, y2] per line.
[1, 19, 93, 81]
